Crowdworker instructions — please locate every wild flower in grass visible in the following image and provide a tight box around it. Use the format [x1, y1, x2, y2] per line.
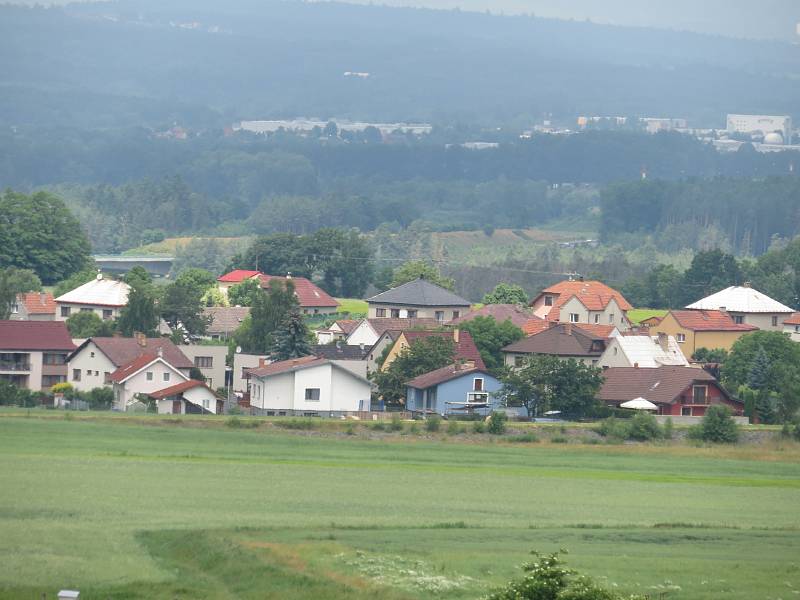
[341, 552, 475, 594]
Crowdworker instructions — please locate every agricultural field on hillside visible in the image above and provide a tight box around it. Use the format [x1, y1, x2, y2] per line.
[1, 414, 798, 599]
[627, 309, 669, 324]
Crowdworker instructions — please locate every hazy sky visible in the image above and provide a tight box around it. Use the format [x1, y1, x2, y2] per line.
[318, 0, 800, 41]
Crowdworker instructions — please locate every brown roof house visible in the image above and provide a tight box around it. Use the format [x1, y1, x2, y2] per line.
[202, 306, 251, 340]
[147, 379, 223, 415]
[109, 350, 192, 412]
[67, 335, 192, 392]
[0, 320, 75, 391]
[502, 322, 608, 367]
[9, 292, 57, 321]
[597, 365, 741, 417]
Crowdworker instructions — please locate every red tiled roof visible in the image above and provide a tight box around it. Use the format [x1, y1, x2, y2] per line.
[406, 364, 488, 389]
[523, 318, 552, 336]
[17, 292, 56, 315]
[0, 320, 75, 351]
[573, 323, 617, 338]
[246, 355, 324, 378]
[71, 337, 193, 369]
[147, 379, 212, 399]
[335, 319, 360, 335]
[536, 280, 632, 321]
[401, 330, 486, 369]
[217, 270, 261, 283]
[258, 275, 339, 308]
[669, 310, 758, 332]
[449, 304, 532, 328]
[783, 312, 800, 326]
[109, 353, 159, 383]
[598, 366, 737, 406]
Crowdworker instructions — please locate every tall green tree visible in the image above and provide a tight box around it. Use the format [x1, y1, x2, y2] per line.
[371, 336, 455, 406]
[235, 280, 298, 353]
[66, 311, 115, 338]
[175, 268, 217, 295]
[391, 260, 455, 291]
[722, 331, 800, 394]
[482, 283, 529, 305]
[160, 279, 209, 337]
[457, 316, 524, 372]
[682, 249, 742, 305]
[270, 308, 312, 361]
[0, 267, 41, 320]
[0, 190, 92, 284]
[117, 271, 159, 337]
[228, 278, 263, 307]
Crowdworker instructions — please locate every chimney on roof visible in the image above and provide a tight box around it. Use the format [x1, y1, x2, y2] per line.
[718, 306, 727, 313]
[463, 359, 475, 369]
[453, 328, 460, 343]
[743, 281, 751, 288]
[634, 362, 639, 368]
[39, 292, 46, 305]
[657, 332, 668, 351]
[286, 272, 292, 279]
[157, 346, 163, 358]
[259, 358, 267, 368]
[134, 332, 146, 347]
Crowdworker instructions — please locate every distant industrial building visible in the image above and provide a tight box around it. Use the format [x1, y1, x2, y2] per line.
[726, 114, 792, 144]
[641, 118, 688, 133]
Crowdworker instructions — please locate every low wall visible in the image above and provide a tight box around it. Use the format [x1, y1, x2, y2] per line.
[655, 415, 749, 426]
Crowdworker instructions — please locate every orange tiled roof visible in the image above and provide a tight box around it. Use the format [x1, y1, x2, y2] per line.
[537, 280, 632, 321]
[17, 292, 56, 315]
[523, 318, 551, 336]
[669, 310, 758, 332]
[784, 312, 800, 326]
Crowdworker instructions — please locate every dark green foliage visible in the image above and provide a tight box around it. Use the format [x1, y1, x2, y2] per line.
[723, 332, 800, 395]
[663, 417, 674, 440]
[388, 414, 403, 432]
[446, 419, 464, 435]
[390, 261, 455, 291]
[458, 316, 524, 372]
[747, 347, 770, 391]
[424, 415, 441, 432]
[497, 356, 603, 420]
[692, 347, 729, 364]
[472, 420, 487, 433]
[270, 309, 312, 362]
[507, 432, 539, 443]
[117, 273, 159, 337]
[235, 281, 298, 354]
[227, 279, 262, 307]
[0, 267, 41, 320]
[174, 268, 217, 295]
[274, 418, 317, 430]
[626, 412, 662, 441]
[0, 191, 91, 284]
[0, 380, 39, 407]
[482, 283, 529, 305]
[160, 279, 210, 337]
[371, 336, 455, 406]
[487, 411, 508, 435]
[66, 311, 115, 338]
[84, 387, 114, 410]
[689, 405, 740, 443]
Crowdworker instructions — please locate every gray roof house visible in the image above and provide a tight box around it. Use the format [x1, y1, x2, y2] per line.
[366, 277, 471, 323]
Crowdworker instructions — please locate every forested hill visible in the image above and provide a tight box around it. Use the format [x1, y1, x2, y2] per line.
[1, 1, 799, 128]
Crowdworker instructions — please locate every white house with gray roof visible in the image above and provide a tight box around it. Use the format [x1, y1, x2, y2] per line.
[366, 277, 471, 323]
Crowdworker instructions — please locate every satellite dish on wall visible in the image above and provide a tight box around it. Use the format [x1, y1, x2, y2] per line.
[235, 346, 242, 354]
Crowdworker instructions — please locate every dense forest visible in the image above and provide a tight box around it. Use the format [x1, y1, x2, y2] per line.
[1, 1, 799, 128]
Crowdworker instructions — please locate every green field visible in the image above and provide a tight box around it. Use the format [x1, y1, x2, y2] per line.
[335, 297, 369, 315]
[627, 309, 669, 325]
[1, 414, 799, 599]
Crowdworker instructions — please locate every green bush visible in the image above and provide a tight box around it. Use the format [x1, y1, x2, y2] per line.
[550, 435, 569, 444]
[662, 417, 674, 440]
[227, 405, 243, 415]
[408, 422, 420, 435]
[627, 412, 662, 441]
[344, 422, 356, 436]
[488, 412, 508, 435]
[446, 420, 464, 435]
[226, 417, 259, 429]
[371, 421, 386, 431]
[472, 420, 487, 433]
[388, 414, 403, 431]
[274, 418, 316, 430]
[595, 417, 629, 440]
[425, 415, 442, 432]
[689, 405, 740, 443]
[508, 433, 539, 443]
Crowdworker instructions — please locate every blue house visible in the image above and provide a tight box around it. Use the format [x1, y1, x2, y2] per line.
[405, 362, 502, 417]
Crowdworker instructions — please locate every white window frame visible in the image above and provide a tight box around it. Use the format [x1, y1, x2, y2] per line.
[569, 313, 579, 323]
[676, 333, 686, 343]
[146, 372, 154, 381]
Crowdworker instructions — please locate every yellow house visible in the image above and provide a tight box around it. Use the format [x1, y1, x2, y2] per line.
[654, 310, 758, 356]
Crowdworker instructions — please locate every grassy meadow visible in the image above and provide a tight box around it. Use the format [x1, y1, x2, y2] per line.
[1, 412, 799, 599]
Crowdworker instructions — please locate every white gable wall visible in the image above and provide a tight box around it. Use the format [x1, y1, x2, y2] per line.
[346, 322, 380, 347]
[330, 366, 372, 412]
[67, 341, 118, 392]
[113, 361, 187, 411]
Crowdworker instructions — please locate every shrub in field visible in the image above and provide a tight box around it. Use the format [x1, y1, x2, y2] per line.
[227, 405, 243, 415]
[344, 423, 356, 436]
[408, 422, 420, 435]
[508, 433, 539, 443]
[595, 417, 629, 440]
[50, 382, 73, 395]
[371, 420, 386, 431]
[663, 417, 674, 440]
[488, 412, 508, 435]
[446, 420, 463, 435]
[274, 418, 316, 430]
[688, 405, 739, 443]
[472, 420, 486, 433]
[486, 550, 645, 600]
[389, 414, 403, 431]
[425, 415, 442, 432]
[226, 417, 259, 429]
[627, 412, 662, 441]
[550, 435, 568, 444]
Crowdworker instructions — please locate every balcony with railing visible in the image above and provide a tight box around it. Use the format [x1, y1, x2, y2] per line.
[0, 354, 31, 372]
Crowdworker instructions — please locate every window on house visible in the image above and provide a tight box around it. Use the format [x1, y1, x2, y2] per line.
[692, 385, 708, 404]
[682, 406, 692, 416]
[104, 372, 111, 384]
[305, 388, 320, 401]
[102, 309, 113, 320]
[42, 375, 65, 388]
[544, 295, 554, 306]
[676, 333, 686, 343]
[194, 356, 213, 368]
[375, 308, 386, 317]
[72, 369, 81, 382]
[163, 372, 170, 382]
[569, 313, 579, 323]
[772, 316, 778, 327]
[473, 378, 484, 391]
[90, 351, 95, 358]
[60, 306, 71, 318]
[10, 302, 18, 314]
[608, 313, 615, 324]
[43, 353, 66, 365]
[94, 371, 99, 376]
[733, 315, 744, 324]
[407, 310, 418, 318]
[594, 314, 600, 323]
[452, 311, 460, 319]
[613, 346, 618, 355]
[435, 311, 445, 322]
[313, 308, 319, 315]
[202, 399, 210, 409]
[146, 372, 153, 381]
[390, 309, 400, 318]
[86, 370, 91, 377]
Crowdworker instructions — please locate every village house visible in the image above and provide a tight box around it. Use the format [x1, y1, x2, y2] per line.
[530, 279, 632, 331]
[109, 351, 192, 411]
[147, 379, 223, 415]
[381, 329, 485, 371]
[0, 320, 75, 391]
[783, 313, 800, 342]
[345, 317, 440, 348]
[365, 277, 471, 322]
[448, 304, 533, 328]
[406, 362, 502, 417]
[67, 335, 193, 392]
[597, 365, 741, 417]
[598, 332, 689, 369]
[55, 274, 130, 322]
[202, 306, 250, 341]
[315, 319, 360, 345]
[309, 343, 369, 378]
[216, 270, 339, 315]
[685, 283, 793, 331]
[177, 344, 228, 390]
[502, 322, 609, 367]
[9, 292, 56, 321]
[246, 355, 372, 416]
[654, 309, 758, 355]
[216, 270, 262, 295]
